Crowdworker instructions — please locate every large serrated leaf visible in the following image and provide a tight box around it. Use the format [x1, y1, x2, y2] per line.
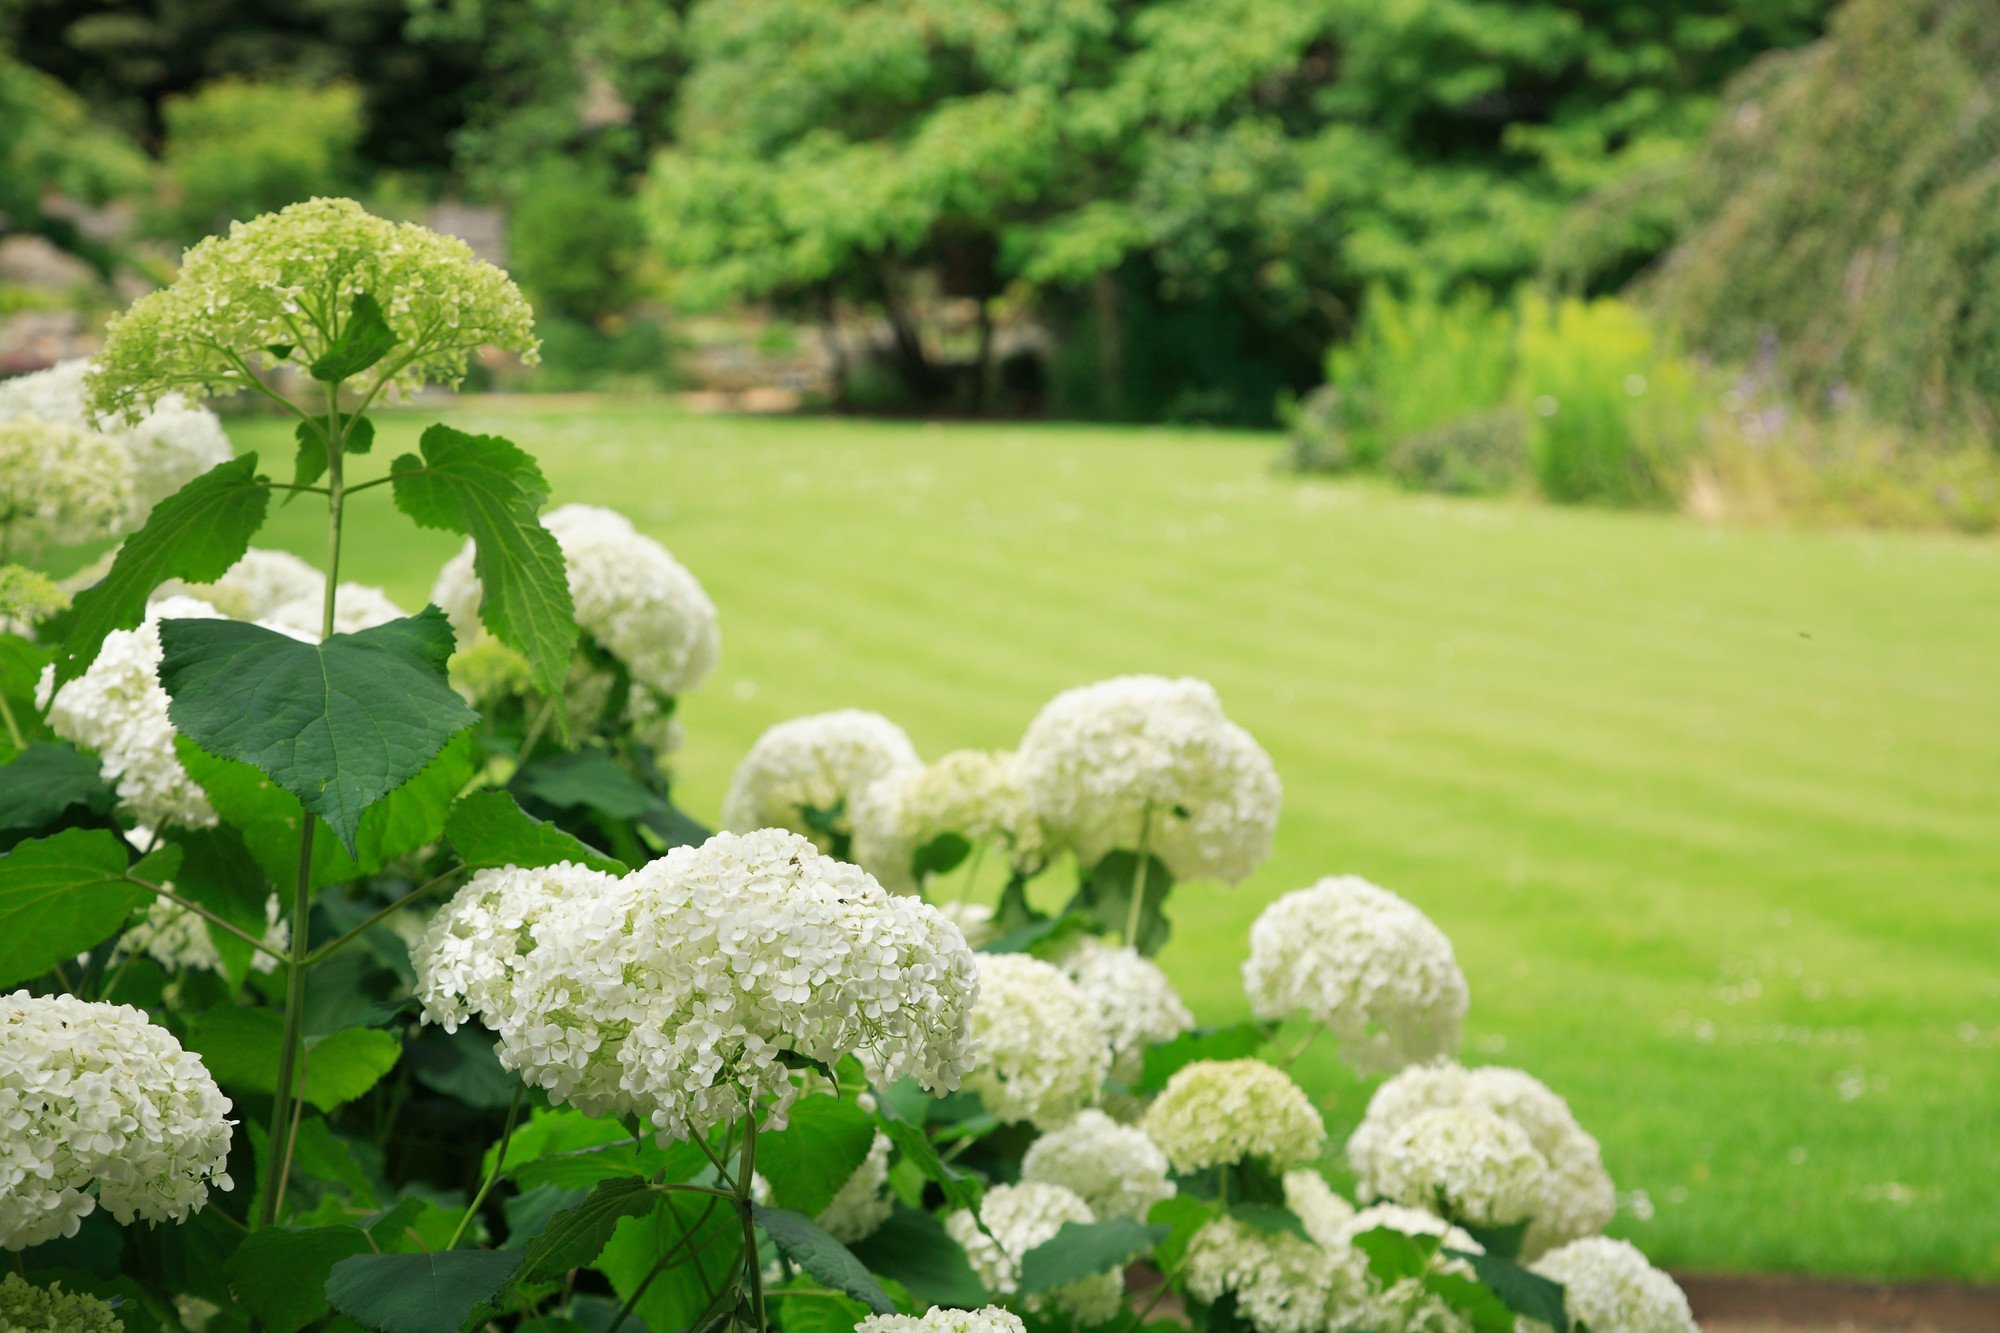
[1445, 1248, 1571, 1331]
[521, 1178, 660, 1280]
[0, 742, 114, 834]
[1018, 1217, 1166, 1295]
[755, 1096, 874, 1218]
[876, 1102, 982, 1212]
[324, 1249, 522, 1333]
[0, 829, 156, 986]
[158, 608, 476, 854]
[390, 424, 576, 704]
[849, 1206, 987, 1308]
[752, 1206, 895, 1315]
[596, 1190, 741, 1333]
[226, 1225, 370, 1333]
[55, 454, 269, 687]
[183, 1007, 402, 1111]
[445, 789, 626, 874]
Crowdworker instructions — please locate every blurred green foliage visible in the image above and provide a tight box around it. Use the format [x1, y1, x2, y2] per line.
[504, 156, 647, 323]
[154, 79, 364, 244]
[0, 51, 149, 275]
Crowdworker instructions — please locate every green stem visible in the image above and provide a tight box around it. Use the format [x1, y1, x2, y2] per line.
[449, 1085, 525, 1249]
[608, 1196, 724, 1333]
[301, 865, 467, 967]
[0, 690, 25, 752]
[1124, 803, 1154, 950]
[126, 874, 290, 965]
[517, 693, 559, 768]
[736, 1111, 767, 1333]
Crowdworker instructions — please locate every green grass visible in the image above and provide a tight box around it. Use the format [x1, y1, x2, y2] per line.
[234, 400, 2000, 1281]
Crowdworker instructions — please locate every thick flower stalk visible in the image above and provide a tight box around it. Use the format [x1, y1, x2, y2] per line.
[414, 830, 979, 1141]
[1141, 1058, 1325, 1174]
[961, 952, 1111, 1128]
[1347, 1061, 1616, 1257]
[722, 709, 919, 851]
[850, 748, 1044, 891]
[0, 991, 234, 1250]
[1016, 674, 1280, 884]
[945, 1181, 1124, 1323]
[86, 197, 538, 419]
[1021, 1109, 1176, 1220]
[1528, 1237, 1699, 1333]
[1242, 875, 1469, 1076]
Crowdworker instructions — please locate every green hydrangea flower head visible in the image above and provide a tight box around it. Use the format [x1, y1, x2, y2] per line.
[0, 1272, 122, 1332]
[88, 197, 538, 420]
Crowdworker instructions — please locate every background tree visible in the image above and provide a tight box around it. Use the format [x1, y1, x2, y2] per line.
[0, 50, 149, 276]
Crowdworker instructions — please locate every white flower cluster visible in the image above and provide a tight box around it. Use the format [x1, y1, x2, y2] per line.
[936, 900, 999, 949]
[817, 1131, 894, 1244]
[113, 890, 288, 976]
[1529, 1237, 1698, 1333]
[1185, 1216, 1336, 1333]
[961, 953, 1110, 1128]
[1283, 1167, 1356, 1247]
[1021, 1109, 1175, 1220]
[722, 710, 919, 851]
[1016, 675, 1280, 884]
[1323, 1206, 1484, 1333]
[856, 1307, 1026, 1333]
[413, 830, 978, 1141]
[1242, 875, 1469, 1076]
[851, 749, 1043, 892]
[177, 548, 324, 621]
[258, 583, 408, 640]
[0, 1272, 123, 1333]
[1355, 1106, 1541, 1229]
[1141, 1058, 1325, 1173]
[1058, 940, 1194, 1083]
[0, 358, 231, 532]
[0, 991, 234, 1249]
[0, 417, 133, 554]
[38, 596, 225, 831]
[434, 503, 720, 733]
[1347, 1062, 1615, 1257]
[945, 1181, 1123, 1323]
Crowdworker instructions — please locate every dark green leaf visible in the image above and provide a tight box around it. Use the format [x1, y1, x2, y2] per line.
[55, 454, 269, 687]
[0, 829, 152, 986]
[159, 608, 476, 854]
[848, 1206, 987, 1308]
[325, 1249, 523, 1333]
[1352, 1226, 1441, 1285]
[1140, 1022, 1271, 1092]
[1460, 1219, 1530, 1262]
[227, 1226, 370, 1333]
[293, 415, 375, 491]
[1018, 1218, 1166, 1295]
[391, 424, 575, 702]
[522, 1178, 660, 1280]
[910, 831, 970, 881]
[182, 1007, 402, 1111]
[756, 1096, 874, 1217]
[1147, 1195, 1221, 1272]
[1067, 850, 1174, 956]
[0, 743, 113, 833]
[1422, 1268, 1518, 1333]
[167, 825, 277, 986]
[981, 910, 1089, 957]
[752, 1206, 894, 1315]
[1228, 1202, 1310, 1242]
[0, 635, 54, 764]
[876, 1102, 981, 1212]
[289, 1116, 380, 1207]
[1445, 1248, 1571, 1331]
[445, 789, 626, 874]
[310, 292, 399, 383]
[514, 749, 658, 819]
[596, 1191, 741, 1333]
[408, 1025, 523, 1110]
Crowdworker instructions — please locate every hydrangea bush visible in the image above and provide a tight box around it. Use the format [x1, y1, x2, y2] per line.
[0, 200, 1700, 1333]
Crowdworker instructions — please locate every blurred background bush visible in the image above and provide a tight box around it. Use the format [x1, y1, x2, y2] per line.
[3, 0, 1996, 528]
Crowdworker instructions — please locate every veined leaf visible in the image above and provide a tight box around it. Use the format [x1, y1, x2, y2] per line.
[309, 292, 398, 383]
[0, 830, 163, 986]
[325, 1249, 522, 1333]
[1018, 1217, 1166, 1295]
[752, 1206, 895, 1315]
[226, 1225, 371, 1333]
[183, 1007, 401, 1112]
[445, 789, 626, 875]
[520, 1178, 659, 1281]
[755, 1095, 874, 1218]
[849, 1206, 987, 1308]
[0, 742, 114, 833]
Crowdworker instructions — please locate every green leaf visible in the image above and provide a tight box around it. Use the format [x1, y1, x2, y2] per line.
[1422, 1268, 1518, 1333]
[158, 608, 477, 854]
[293, 415, 375, 491]
[289, 1116, 380, 1207]
[849, 1206, 987, 1308]
[390, 424, 576, 702]
[596, 1191, 741, 1333]
[770, 1285, 869, 1333]
[1140, 1022, 1271, 1092]
[407, 1026, 523, 1111]
[522, 1178, 660, 1281]
[310, 292, 399, 383]
[1147, 1195, 1221, 1272]
[876, 1102, 982, 1212]
[0, 743, 113, 833]
[227, 1225, 370, 1333]
[0, 829, 151, 986]
[755, 1096, 874, 1217]
[180, 731, 473, 889]
[1352, 1225, 1441, 1285]
[752, 1206, 895, 1315]
[910, 831, 971, 882]
[1460, 1218, 1530, 1262]
[1067, 850, 1174, 956]
[182, 1007, 402, 1111]
[167, 825, 277, 986]
[1018, 1218, 1166, 1296]
[1228, 1202, 1310, 1242]
[445, 789, 626, 874]
[1445, 1248, 1571, 1331]
[54, 454, 269, 687]
[324, 1250, 523, 1333]
[981, 910, 1089, 957]
[0, 635, 55, 764]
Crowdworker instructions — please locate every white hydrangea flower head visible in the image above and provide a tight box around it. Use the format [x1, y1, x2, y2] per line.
[38, 596, 225, 830]
[1141, 1058, 1325, 1174]
[945, 1181, 1122, 1323]
[0, 1272, 123, 1333]
[856, 1308, 1026, 1333]
[414, 831, 978, 1142]
[1324, 1206, 1484, 1333]
[0, 418, 133, 553]
[114, 891, 288, 976]
[936, 900, 999, 949]
[0, 991, 234, 1249]
[1346, 1062, 1615, 1258]
[851, 749, 1044, 892]
[1358, 1107, 1541, 1229]
[1021, 1109, 1175, 1220]
[0, 360, 91, 424]
[721, 710, 919, 851]
[962, 953, 1110, 1128]
[1529, 1237, 1697, 1333]
[1058, 940, 1194, 1083]
[1242, 875, 1468, 1076]
[259, 583, 408, 640]
[181, 548, 325, 621]
[1016, 675, 1280, 884]
[817, 1131, 894, 1244]
[1184, 1215, 1334, 1333]
[1282, 1167, 1356, 1248]
[433, 502, 720, 702]
[88, 198, 538, 419]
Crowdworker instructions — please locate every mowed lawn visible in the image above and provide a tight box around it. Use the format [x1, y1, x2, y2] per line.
[234, 400, 2000, 1282]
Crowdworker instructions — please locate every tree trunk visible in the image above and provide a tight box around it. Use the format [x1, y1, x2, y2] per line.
[972, 296, 995, 415]
[877, 267, 939, 406]
[817, 286, 849, 406]
[1092, 270, 1124, 419]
